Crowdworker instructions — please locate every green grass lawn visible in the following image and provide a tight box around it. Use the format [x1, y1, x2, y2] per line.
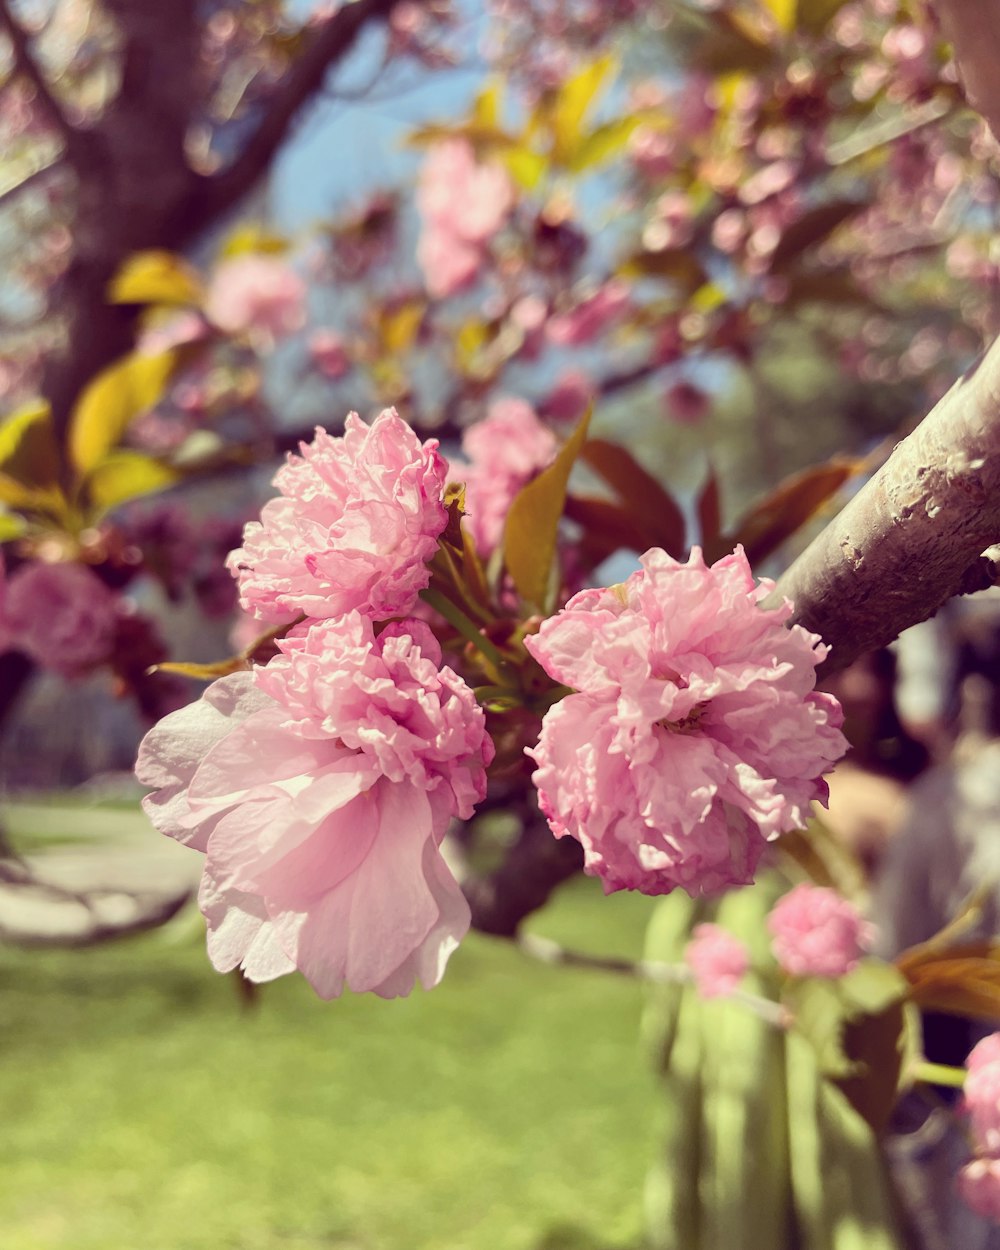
[0, 803, 661, 1250]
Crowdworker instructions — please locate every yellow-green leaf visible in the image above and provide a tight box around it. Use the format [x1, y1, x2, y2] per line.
[219, 224, 288, 259]
[86, 450, 179, 512]
[378, 300, 425, 354]
[0, 510, 27, 541]
[0, 400, 60, 488]
[68, 352, 177, 476]
[504, 408, 591, 608]
[108, 250, 204, 307]
[155, 656, 249, 682]
[551, 54, 617, 165]
[566, 115, 642, 173]
[500, 144, 548, 190]
[761, 0, 796, 33]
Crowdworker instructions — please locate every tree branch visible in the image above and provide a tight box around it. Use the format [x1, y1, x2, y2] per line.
[774, 334, 1000, 674]
[0, 0, 79, 152]
[206, 0, 418, 218]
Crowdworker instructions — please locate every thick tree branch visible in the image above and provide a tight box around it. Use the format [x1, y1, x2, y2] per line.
[774, 334, 1000, 674]
[206, 0, 416, 218]
[0, 0, 79, 152]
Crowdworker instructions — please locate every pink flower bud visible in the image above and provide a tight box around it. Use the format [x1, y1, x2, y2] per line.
[685, 923, 750, 999]
[767, 884, 873, 979]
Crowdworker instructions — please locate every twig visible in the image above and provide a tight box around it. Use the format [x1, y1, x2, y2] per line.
[207, 0, 426, 217]
[517, 930, 790, 1028]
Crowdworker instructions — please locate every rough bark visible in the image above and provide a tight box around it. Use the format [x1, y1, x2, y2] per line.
[775, 335, 1000, 674]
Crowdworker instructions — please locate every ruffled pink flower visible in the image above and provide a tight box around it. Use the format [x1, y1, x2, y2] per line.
[969, 1034, 1000, 1075]
[136, 614, 492, 999]
[453, 398, 557, 555]
[546, 280, 630, 346]
[206, 255, 306, 341]
[767, 883, 873, 979]
[2, 561, 118, 676]
[959, 1158, 1000, 1222]
[966, 1059, 1000, 1158]
[227, 409, 448, 624]
[525, 546, 847, 896]
[685, 923, 750, 999]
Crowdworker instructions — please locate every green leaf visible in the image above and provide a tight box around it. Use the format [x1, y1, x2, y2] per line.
[504, 409, 591, 609]
[86, 451, 179, 512]
[108, 250, 204, 307]
[68, 352, 177, 477]
[769, 200, 866, 272]
[785, 979, 858, 1079]
[0, 401, 61, 488]
[580, 438, 687, 558]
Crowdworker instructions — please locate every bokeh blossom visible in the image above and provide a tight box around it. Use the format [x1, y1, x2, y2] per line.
[767, 883, 874, 979]
[525, 546, 846, 896]
[1, 561, 118, 676]
[454, 397, 557, 555]
[227, 409, 449, 623]
[959, 1158, 1000, 1222]
[685, 923, 750, 999]
[206, 254, 306, 341]
[416, 138, 512, 298]
[136, 614, 492, 999]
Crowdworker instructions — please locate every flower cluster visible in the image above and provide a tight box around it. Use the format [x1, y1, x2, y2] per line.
[138, 415, 851, 1001]
[767, 883, 874, 979]
[139, 410, 491, 998]
[0, 558, 119, 677]
[525, 546, 847, 896]
[960, 1035, 1000, 1222]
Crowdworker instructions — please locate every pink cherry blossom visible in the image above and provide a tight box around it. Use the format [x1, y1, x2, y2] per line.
[2, 561, 118, 676]
[767, 883, 874, 979]
[227, 409, 448, 624]
[959, 1158, 1000, 1222]
[206, 254, 306, 341]
[966, 1057, 1000, 1158]
[685, 923, 750, 999]
[541, 369, 594, 422]
[416, 138, 512, 297]
[417, 138, 512, 244]
[453, 397, 557, 554]
[665, 380, 711, 426]
[546, 280, 630, 346]
[308, 328, 351, 379]
[136, 614, 492, 998]
[417, 225, 483, 299]
[525, 546, 847, 896]
[968, 1034, 1000, 1075]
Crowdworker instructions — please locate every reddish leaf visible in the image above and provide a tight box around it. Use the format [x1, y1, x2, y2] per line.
[727, 457, 858, 565]
[697, 467, 724, 561]
[580, 438, 686, 557]
[564, 494, 658, 565]
[897, 941, 1000, 1022]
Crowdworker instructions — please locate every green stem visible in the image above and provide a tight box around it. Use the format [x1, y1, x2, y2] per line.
[911, 1060, 967, 1090]
[420, 588, 509, 674]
